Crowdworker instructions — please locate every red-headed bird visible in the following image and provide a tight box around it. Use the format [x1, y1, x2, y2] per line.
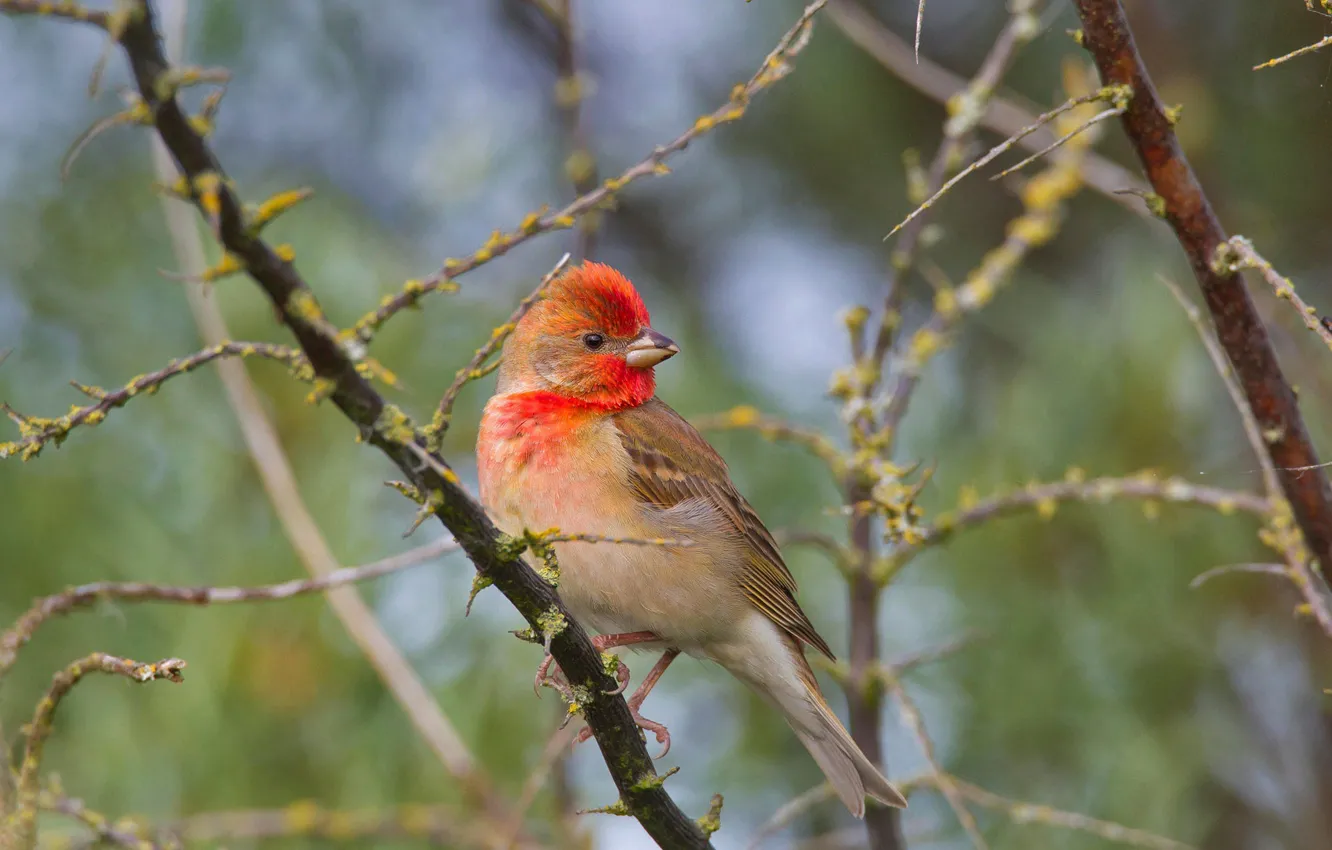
[477, 262, 907, 816]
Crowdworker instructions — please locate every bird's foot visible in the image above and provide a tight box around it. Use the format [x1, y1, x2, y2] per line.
[576, 700, 672, 760]
[533, 652, 572, 699]
[590, 635, 632, 696]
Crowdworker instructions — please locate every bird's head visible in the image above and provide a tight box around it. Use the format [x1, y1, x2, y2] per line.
[498, 262, 678, 409]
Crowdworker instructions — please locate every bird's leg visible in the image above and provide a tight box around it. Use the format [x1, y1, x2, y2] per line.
[533, 630, 660, 698]
[577, 648, 679, 759]
[590, 631, 660, 695]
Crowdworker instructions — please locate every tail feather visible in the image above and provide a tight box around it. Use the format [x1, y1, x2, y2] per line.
[793, 690, 909, 815]
[713, 614, 909, 816]
[790, 669, 908, 816]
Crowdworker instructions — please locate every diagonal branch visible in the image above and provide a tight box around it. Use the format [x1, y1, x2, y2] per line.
[426, 253, 570, 444]
[0, 341, 304, 460]
[1072, 0, 1332, 609]
[352, 0, 829, 343]
[143, 0, 510, 827]
[6, 0, 784, 843]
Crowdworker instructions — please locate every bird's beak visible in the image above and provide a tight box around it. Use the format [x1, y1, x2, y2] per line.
[624, 328, 679, 368]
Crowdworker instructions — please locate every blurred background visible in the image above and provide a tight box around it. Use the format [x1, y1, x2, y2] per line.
[2, 0, 1332, 847]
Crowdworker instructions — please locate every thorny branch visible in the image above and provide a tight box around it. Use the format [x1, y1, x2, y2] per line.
[0, 0, 839, 845]
[1072, 0, 1332, 617]
[825, 0, 1149, 213]
[7, 654, 186, 846]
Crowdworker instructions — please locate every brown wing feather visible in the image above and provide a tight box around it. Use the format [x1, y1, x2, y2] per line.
[613, 398, 835, 660]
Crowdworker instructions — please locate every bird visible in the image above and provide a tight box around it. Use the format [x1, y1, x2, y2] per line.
[476, 261, 907, 816]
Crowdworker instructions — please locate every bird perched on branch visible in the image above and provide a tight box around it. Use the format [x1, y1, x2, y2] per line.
[477, 262, 906, 816]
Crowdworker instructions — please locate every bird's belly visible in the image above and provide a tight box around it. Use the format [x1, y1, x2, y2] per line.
[552, 536, 737, 651]
[484, 460, 739, 650]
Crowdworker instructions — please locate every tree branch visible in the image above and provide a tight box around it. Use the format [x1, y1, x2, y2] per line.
[0, 538, 457, 682]
[144, 0, 508, 826]
[1072, 0, 1332, 608]
[0, 341, 304, 461]
[0, 0, 783, 843]
[351, 0, 829, 344]
[8, 654, 186, 847]
[885, 473, 1270, 577]
[825, 0, 1148, 214]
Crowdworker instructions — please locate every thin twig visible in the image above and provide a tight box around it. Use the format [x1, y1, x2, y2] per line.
[692, 406, 846, 475]
[527, 0, 602, 260]
[1156, 273, 1282, 499]
[0, 538, 457, 682]
[879, 78, 1107, 437]
[825, 0, 1148, 214]
[745, 784, 838, 850]
[10, 654, 186, 846]
[989, 105, 1125, 180]
[883, 86, 1127, 240]
[913, 0, 926, 59]
[426, 253, 571, 444]
[1254, 33, 1332, 70]
[162, 801, 535, 849]
[903, 473, 1269, 550]
[38, 788, 168, 850]
[1216, 236, 1332, 352]
[0, 342, 304, 461]
[1189, 562, 1289, 589]
[1156, 271, 1332, 632]
[882, 672, 988, 849]
[887, 631, 979, 675]
[351, 0, 830, 344]
[861, 0, 1043, 415]
[946, 776, 1193, 850]
[0, 0, 108, 26]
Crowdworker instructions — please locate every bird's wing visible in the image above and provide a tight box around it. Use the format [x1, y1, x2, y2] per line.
[612, 398, 835, 660]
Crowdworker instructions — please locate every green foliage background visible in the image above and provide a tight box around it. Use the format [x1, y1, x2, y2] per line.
[2, 1, 1331, 847]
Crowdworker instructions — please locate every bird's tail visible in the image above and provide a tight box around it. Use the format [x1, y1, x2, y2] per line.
[717, 618, 908, 817]
[784, 653, 908, 816]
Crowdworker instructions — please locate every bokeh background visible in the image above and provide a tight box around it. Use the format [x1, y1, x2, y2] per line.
[3, 0, 1332, 848]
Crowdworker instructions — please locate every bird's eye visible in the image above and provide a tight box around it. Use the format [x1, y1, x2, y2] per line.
[582, 333, 605, 350]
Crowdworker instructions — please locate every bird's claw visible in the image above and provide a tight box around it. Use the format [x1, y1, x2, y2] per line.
[603, 655, 631, 696]
[533, 653, 571, 699]
[575, 703, 672, 760]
